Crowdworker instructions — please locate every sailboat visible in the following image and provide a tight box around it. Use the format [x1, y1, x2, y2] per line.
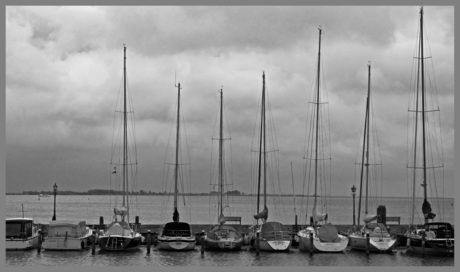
[348, 63, 397, 252]
[405, 7, 454, 256]
[296, 28, 348, 253]
[248, 72, 292, 252]
[203, 88, 244, 251]
[98, 45, 144, 251]
[156, 81, 196, 251]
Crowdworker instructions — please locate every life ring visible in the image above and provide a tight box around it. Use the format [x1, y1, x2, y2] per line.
[446, 239, 453, 248]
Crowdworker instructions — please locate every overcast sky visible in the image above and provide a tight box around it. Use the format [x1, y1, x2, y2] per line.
[5, 6, 454, 198]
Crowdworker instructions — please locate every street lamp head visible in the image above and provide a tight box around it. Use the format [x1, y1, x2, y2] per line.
[351, 185, 357, 195]
[53, 183, 58, 193]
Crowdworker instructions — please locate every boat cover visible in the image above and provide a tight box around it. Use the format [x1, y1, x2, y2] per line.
[317, 224, 340, 243]
[105, 221, 132, 237]
[260, 222, 283, 232]
[162, 222, 192, 237]
[364, 222, 390, 237]
[48, 220, 87, 238]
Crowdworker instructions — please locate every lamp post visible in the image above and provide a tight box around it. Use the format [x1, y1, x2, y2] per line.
[52, 183, 58, 221]
[351, 185, 357, 226]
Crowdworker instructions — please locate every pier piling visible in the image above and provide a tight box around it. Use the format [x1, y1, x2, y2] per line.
[91, 231, 96, 254]
[256, 232, 260, 255]
[146, 230, 151, 255]
[366, 233, 370, 257]
[421, 231, 426, 258]
[309, 232, 313, 256]
[37, 230, 42, 254]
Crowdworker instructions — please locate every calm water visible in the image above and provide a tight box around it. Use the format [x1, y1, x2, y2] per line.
[5, 245, 454, 267]
[5, 194, 454, 225]
[5, 195, 455, 267]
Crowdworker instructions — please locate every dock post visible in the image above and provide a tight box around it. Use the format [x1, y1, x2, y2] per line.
[256, 232, 260, 255]
[146, 230, 151, 255]
[421, 231, 425, 258]
[91, 231, 96, 255]
[366, 233, 370, 257]
[201, 234, 205, 255]
[99, 216, 104, 226]
[37, 230, 42, 254]
[309, 232, 313, 257]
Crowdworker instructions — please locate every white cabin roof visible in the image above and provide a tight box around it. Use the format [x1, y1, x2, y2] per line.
[49, 220, 86, 227]
[6, 218, 35, 222]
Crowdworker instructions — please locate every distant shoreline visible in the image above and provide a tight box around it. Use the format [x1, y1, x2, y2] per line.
[5, 191, 454, 200]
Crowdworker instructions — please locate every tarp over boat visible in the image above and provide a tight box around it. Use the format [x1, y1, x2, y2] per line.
[162, 222, 192, 237]
[105, 221, 132, 237]
[317, 223, 340, 243]
[260, 221, 284, 233]
[48, 220, 87, 238]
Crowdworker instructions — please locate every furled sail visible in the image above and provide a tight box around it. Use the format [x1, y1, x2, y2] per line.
[363, 214, 377, 223]
[422, 199, 436, 220]
[172, 207, 180, 222]
[218, 214, 226, 225]
[312, 206, 327, 222]
[114, 206, 128, 221]
[254, 206, 268, 222]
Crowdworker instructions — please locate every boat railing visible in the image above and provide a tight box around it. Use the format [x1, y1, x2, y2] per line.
[163, 229, 192, 237]
[262, 230, 291, 240]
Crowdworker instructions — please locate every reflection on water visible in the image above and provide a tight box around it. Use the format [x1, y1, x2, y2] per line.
[5, 246, 454, 267]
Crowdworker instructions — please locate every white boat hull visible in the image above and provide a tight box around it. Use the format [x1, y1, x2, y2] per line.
[6, 235, 40, 251]
[204, 237, 243, 251]
[250, 237, 291, 252]
[43, 235, 93, 251]
[297, 228, 348, 253]
[156, 237, 196, 251]
[349, 234, 396, 252]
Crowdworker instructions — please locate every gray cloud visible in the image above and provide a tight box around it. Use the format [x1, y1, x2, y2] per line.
[6, 6, 454, 199]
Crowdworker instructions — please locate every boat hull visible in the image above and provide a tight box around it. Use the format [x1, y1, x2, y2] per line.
[98, 235, 142, 251]
[203, 237, 243, 251]
[250, 237, 291, 252]
[6, 235, 40, 251]
[43, 235, 93, 251]
[297, 228, 348, 253]
[407, 237, 454, 256]
[349, 234, 396, 252]
[156, 237, 196, 251]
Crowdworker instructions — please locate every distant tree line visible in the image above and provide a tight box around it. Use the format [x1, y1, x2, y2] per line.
[16, 189, 245, 196]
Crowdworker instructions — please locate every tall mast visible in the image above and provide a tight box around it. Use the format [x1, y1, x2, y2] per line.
[257, 72, 267, 218]
[263, 73, 267, 208]
[123, 45, 128, 211]
[174, 83, 181, 214]
[419, 7, 429, 224]
[357, 64, 370, 226]
[365, 64, 371, 215]
[314, 28, 322, 208]
[219, 88, 224, 218]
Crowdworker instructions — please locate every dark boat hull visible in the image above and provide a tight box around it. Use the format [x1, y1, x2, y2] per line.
[98, 235, 142, 251]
